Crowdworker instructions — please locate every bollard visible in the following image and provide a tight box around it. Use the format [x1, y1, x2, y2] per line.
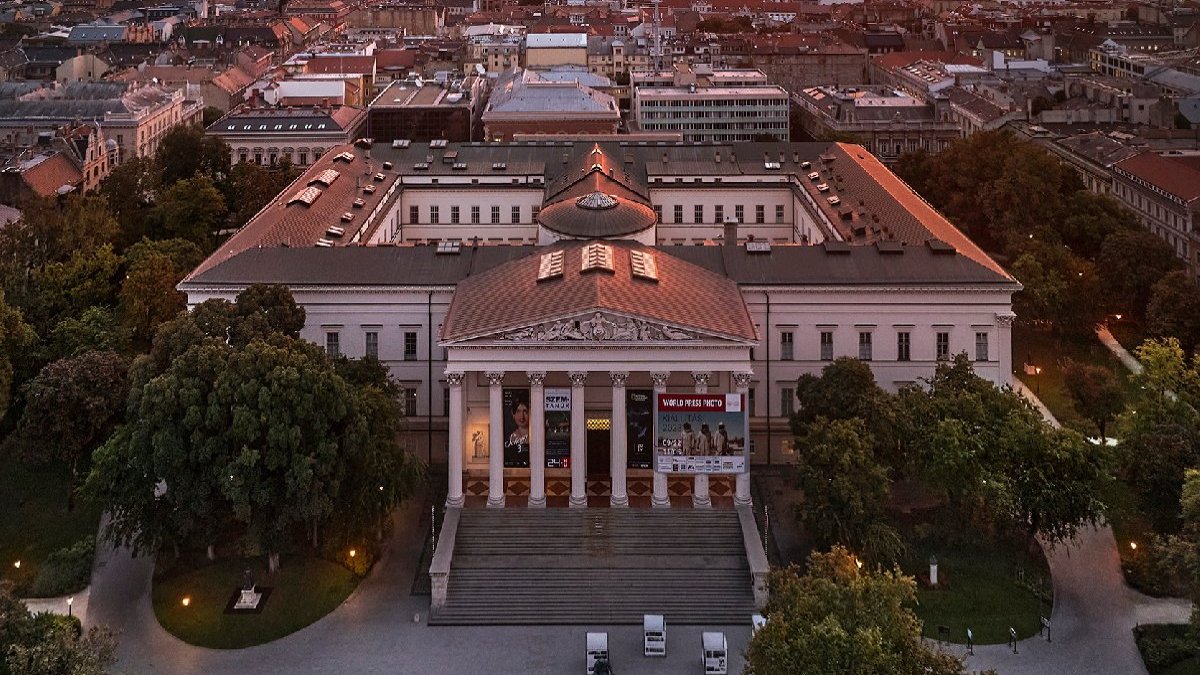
[1009, 627, 1018, 654]
[966, 628, 974, 656]
[1041, 616, 1051, 643]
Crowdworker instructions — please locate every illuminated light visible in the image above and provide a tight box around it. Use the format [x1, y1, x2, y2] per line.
[379, 485, 384, 491]
[349, 549, 357, 558]
[12, 560, 19, 569]
[181, 596, 191, 607]
[1115, 314, 1123, 320]
[856, 558, 863, 569]
[1130, 542, 1138, 551]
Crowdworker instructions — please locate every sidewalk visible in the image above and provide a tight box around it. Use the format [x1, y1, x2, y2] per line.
[22, 587, 89, 623]
[1096, 325, 1142, 375]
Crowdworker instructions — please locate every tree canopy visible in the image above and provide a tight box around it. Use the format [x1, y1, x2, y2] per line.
[745, 547, 969, 675]
[0, 583, 116, 675]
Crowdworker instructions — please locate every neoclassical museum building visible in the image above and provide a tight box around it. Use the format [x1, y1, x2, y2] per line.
[181, 139, 1019, 509]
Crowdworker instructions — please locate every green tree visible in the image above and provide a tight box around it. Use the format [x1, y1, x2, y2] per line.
[8, 351, 129, 509]
[150, 176, 227, 248]
[153, 125, 231, 186]
[1099, 229, 1183, 320]
[1155, 469, 1200, 625]
[228, 283, 306, 346]
[225, 161, 301, 229]
[0, 583, 117, 675]
[1148, 270, 1200, 355]
[98, 157, 159, 247]
[793, 418, 897, 562]
[1010, 244, 1105, 336]
[0, 293, 36, 419]
[118, 249, 192, 350]
[745, 547, 968, 675]
[1058, 191, 1138, 261]
[23, 244, 122, 336]
[792, 357, 898, 465]
[44, 306, 124, 361]
[1062, 359, 1125, 440]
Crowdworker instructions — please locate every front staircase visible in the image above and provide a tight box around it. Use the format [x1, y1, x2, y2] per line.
[429, 508, 758, 625]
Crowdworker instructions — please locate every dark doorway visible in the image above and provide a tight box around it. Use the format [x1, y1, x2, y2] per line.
[586, 429, 610, 478]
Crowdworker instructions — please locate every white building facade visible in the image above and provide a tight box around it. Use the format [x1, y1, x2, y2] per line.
[182, 140, 1019, 508]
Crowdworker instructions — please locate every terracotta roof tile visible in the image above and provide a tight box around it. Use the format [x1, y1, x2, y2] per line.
[1115, 152, 1200, 203]
[441, 239, 757, 342]
[21, 153, 82, 198]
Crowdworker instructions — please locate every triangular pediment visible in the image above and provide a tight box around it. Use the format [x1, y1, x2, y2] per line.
[441, 309, 755, 346]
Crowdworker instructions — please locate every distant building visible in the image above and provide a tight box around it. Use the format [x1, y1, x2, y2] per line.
[207, 104, 368, 167]
[1112, 152, 1200, 279]
[792, 85, 960, 163]
[482, 68, 619, 141]
[632, 64, 789, 142]
[525, 32, 588, 68]
[368, 75, 488, 142]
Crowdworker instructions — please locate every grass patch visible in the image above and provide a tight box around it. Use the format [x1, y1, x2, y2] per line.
[0, 454, 102, 596]
[1012, 326, 1137, 435]
[152, 555, 359, 649]
[1135, 623, 1200, 674]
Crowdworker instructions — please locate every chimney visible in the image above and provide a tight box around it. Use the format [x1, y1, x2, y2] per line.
[723, 219, 737, 248]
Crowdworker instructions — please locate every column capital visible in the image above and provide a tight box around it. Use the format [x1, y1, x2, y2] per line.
[527, 371, 546, 387]
[691, 372, 711, 387]
[650, 372, 671, 388]
[485, 371, 505, 386]
[445, 371, 465, 387]
[732, 372, 753, 389]
[568, 371, 588, 387]
[995, 313, 1016, 327]
[609, 371, 628, 387]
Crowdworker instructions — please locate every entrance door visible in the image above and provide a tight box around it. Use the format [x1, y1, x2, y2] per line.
[586, 428, 611, 477]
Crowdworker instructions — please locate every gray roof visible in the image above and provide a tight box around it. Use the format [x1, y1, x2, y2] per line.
[183, 241, 1014, 288]
[485, 70, 617, 116]
[67, 24, 126, 43]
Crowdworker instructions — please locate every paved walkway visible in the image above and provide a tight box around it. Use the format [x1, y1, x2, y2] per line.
[1096, 325, 1143, 375]
[87, 503, 753, 675]
[21, 586, 90, 623]
[1012, 379, 1060, 429]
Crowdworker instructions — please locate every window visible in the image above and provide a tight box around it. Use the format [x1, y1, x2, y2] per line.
[404, 332, 418, 361]
[858, 331, 872, 361]
[325, 332, 340, 358]
[975, 332, 989, 362]
[694, 204, 703, 223]
[442, 387, 450, 417]
[511, 205, 520, 223]
[735, 204, 745, 223]
[673, 204, 683, 223]
[819, 331, 833, 361]
[239, 152, 248, 163]
[755, 204, 765, 224]
[781, 387, 795, 417]
[451, 205, 460, 223]
[429, 205, 439, 224]
[936, 332, 950, 360]
[780, 331, 794, 360]
[897, 331, 911, 361]
[471, 206, 480, 224]
[298, 152, 308, 165]
[401, 387, 418, 416]
[653, 205, 662, 221]
[409, 205, 419, 224]
[490, 206, 500, 224]
[365, 331, 378, 359]
[748, 387, 756, 416]
[775, 204, 784, 223]
[715, 204, 724, 222]
[532, 205, 540, 221]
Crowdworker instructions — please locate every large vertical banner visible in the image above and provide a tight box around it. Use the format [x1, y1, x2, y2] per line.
[655, 393, 747, 474]
[502, 387, 530, 467]
[627, 389, 653, 469]
[544, 387, 571, 468]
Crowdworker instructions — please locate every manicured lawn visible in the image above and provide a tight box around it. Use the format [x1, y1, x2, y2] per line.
[1012, 326, 1136, 435]
[152, 555, 359, 649]
[0, 453, 102, 595]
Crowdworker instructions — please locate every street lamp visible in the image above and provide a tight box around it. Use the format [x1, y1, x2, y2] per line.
[67, 596, 73, 618]
[1034, 366, 1042, 395]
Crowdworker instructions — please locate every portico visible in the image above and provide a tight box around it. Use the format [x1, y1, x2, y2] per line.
[439, 239, 759, 510]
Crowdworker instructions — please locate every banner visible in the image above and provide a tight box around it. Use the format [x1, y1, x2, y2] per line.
[655, 393, 747, 474]
[627, 389, 653, 469]
[544, 388, 571, 468]
[502, 387, 530, 467]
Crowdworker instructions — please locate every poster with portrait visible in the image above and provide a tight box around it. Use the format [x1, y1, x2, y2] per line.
[627, 389, 653, 469]
[544, 388, 571, 468]
[502, 387, 530, 467]
[655, 392, 747, 474]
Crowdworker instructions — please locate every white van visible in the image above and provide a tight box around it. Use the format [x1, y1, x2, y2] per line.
[586, 632, 610, 675]
[702, 632, 728, 675]
[644, 614, 666, 656]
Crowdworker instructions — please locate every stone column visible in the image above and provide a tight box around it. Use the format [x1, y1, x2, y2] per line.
[610, 371, 629, 507]
[733, 371, 753, 507]
[996, 313, 1015, 388]
[692, 371, 712, 509]
[650, 372, 671, 508]
[486, 371, 505, 508]
[445, 372, 465, 508]
[528, 372, 546, 508]
[568, 371, 588, 508]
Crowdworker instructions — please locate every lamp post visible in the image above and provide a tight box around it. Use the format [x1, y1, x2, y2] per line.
[66, 596, 73, 618]
[1034, 366, 1042, 395]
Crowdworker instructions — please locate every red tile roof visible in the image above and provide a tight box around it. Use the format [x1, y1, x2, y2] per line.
[1115, 152, 1200, 204]
[21, 153, 82, 198]
[441, 239, 757, 342]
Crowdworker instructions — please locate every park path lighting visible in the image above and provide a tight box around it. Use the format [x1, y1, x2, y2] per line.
[1130, 541, 1138, 551]
[67, 596, 73, 617]
[349, 549, 357, 558]
[181, 596, 191, 607]
[12, 560, 19, 570]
